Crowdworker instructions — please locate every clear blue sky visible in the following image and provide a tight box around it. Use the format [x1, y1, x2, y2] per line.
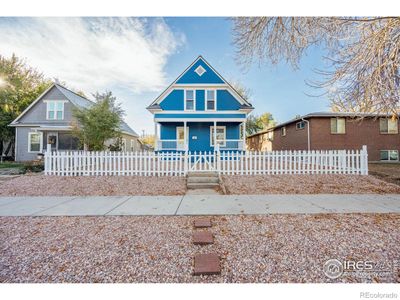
[162, 17, 330, 129]
[0, 17, 331, 135]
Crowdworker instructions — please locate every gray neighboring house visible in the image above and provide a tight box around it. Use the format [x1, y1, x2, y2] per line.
[10, 83, 142, 161]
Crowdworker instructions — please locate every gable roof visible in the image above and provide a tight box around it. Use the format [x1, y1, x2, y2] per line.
[10, 83, 138, 137]
[147, 55, 253, 108]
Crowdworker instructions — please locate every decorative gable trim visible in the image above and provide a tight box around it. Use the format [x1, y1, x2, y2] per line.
[194, 65, 206, 76]
[147, 56, 252, 108]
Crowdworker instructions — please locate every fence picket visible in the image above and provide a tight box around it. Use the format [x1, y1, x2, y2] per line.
[44, 146, 368, 177]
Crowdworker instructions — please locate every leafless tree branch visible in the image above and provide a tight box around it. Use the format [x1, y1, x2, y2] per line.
[232, 17, 400, 117]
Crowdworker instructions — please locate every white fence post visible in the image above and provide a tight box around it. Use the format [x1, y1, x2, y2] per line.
[361, 145, 368, 175]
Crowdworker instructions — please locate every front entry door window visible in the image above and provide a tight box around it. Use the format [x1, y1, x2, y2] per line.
[176, 127, 189, 150]
[47, 132, 58, 151]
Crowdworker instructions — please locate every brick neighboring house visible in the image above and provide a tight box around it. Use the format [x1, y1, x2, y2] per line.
[246, 112, 400, 162]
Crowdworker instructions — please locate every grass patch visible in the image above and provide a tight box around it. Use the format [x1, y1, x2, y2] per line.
[0, 162, 25, 169]
[0, 161, 44, 173]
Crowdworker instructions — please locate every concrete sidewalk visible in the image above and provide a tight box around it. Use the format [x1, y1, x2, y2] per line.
[0, 194, 399, 216]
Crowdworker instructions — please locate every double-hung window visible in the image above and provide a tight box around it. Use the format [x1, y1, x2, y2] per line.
[185, 90, 195, 111]
[380, 118, 398, 134]
[281, 126, 286, 136]
[28, 132, 43, 152]
[331, 117, 346, 134]
[296, 121, 305, 130]
[46, 101, 65, 120]
[210, 126, 226, 147]
[206, 90, 216, 111]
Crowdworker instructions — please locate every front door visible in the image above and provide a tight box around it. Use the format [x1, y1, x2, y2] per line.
[188, 122, 213, 152]
[47, 132, 58, 151]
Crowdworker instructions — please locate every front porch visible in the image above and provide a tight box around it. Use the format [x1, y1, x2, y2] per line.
[154, 120, 246, 152]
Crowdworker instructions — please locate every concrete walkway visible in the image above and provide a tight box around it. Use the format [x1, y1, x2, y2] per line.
[0, 194, 399, 216]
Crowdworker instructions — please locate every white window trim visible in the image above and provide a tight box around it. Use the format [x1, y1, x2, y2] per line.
[28, 132, 43, 153]
[47, 132, 59, 150]
[44, 100, 67, 120]
[121, 138, 127, 152]
[176, 126, 189, 150]
[176, 126, 189, 142]
[210, 126, 226, 147]
[281, 126, 286, 136]
[296, 121, 305, 130]
[194, 65, 206, 76]
[184, 89, 196, 111]
[205, 89, 217, 111]
[379, 118, 398, 134]
[380, 150, 399, 161]
[131, 140, 135, 151]
[331, 117, 346, 134]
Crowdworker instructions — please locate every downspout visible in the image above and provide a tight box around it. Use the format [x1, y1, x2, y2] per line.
[301, 118, 310, 151]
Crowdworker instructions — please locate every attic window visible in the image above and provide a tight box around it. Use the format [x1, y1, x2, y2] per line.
[46, 100, 65, 120]
[195, 65, 206, 76]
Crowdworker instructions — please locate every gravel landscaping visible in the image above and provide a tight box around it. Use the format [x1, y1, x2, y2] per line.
[369, 163, 400, 186]
[222, 175, 400, 194]
[0, 214, 399, 283]
[1, 174, 400, 196]
[0, 174, 186, 196]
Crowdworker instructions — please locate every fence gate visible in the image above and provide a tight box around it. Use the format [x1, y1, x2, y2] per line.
[187, 151, 217, 172]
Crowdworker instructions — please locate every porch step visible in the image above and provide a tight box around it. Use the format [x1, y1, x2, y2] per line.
[187, 182, 220, 189]
[187, 172, 218, 178]
[187, 177, 219, 184]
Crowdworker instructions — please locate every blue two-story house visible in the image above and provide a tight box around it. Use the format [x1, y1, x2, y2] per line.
[147, 56, 254, 152]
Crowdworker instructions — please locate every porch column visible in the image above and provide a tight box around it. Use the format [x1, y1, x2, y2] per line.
[213, 121, 217, 151]
[184, 121, 187, 151]
[154, 122, 158, 151]
[242, 121, 246, 151]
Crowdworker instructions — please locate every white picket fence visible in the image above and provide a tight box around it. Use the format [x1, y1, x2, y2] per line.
[44, 146, 368, 176]
[45, 151, 186, 176]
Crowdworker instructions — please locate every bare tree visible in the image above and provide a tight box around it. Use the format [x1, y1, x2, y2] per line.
[232, 17, 400, 116]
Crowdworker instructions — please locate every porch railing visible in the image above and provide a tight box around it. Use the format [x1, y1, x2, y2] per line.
[156, 139, 245, 151]
[157, 140, 186, 151]
[216, 140, 245, 151]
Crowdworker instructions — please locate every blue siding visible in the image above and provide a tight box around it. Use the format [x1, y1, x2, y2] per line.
[159, 89, 242, 112]
[159, 122, 240, 152]
[196, 90, 205, 111]
[155, 113, 246, 119]
[160, 122, 180, 140]
[159, 90, 183, 110]
[176, 58, 225, 84]
[217, 90, 241, 110]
